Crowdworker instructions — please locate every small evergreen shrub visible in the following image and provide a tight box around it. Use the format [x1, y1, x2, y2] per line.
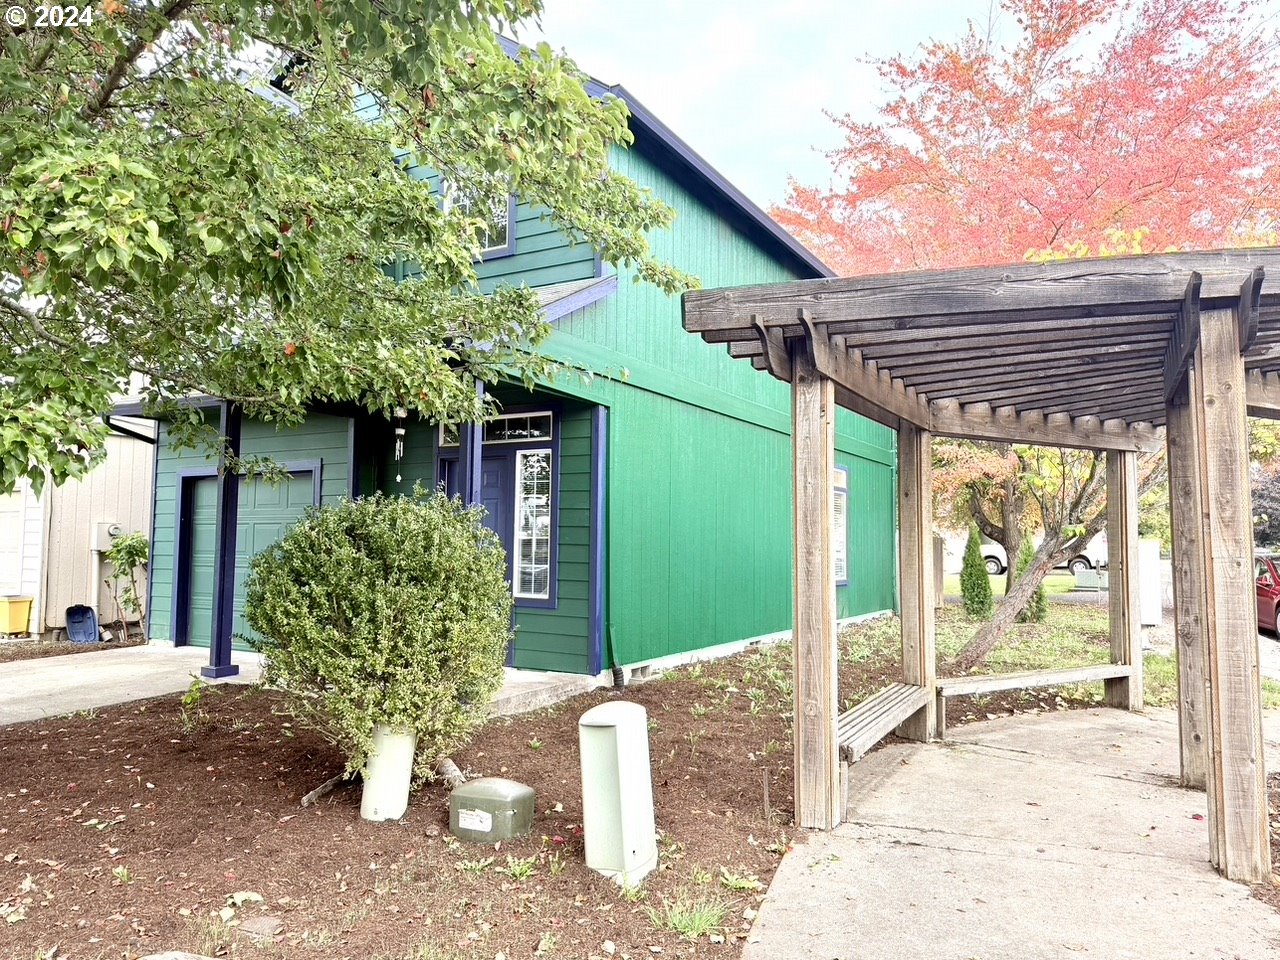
[243, 489, 513, 780]
[1014, 538, 1047, 623]
[960, 523, 994, 619]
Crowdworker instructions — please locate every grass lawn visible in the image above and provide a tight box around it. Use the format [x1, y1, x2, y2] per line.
[942, 571, 1079, 598]
[848, 598, 1280, 710]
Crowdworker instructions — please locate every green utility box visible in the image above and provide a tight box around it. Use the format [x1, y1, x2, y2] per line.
[449, 777, 535, 843]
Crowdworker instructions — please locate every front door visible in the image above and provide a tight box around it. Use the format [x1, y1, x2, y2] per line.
[479, 453, 514, 566]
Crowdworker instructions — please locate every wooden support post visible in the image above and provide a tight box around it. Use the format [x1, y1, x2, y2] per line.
[1193, 307, 1270, 882]
[1105, 450, 1142, 710]
[896, 423, 935, 741]
[1166, 369, 1210, 789]
[791, 344, 841, 830]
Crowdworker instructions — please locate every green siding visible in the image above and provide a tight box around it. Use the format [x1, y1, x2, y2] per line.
[509, 404, 593, 674]
[149, 414, 353, 644]
[535, 146, 898, 668]
[397, 165, 595, 293]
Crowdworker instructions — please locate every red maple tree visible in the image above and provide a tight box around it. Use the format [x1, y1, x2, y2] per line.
[773, 0, 1280, 274]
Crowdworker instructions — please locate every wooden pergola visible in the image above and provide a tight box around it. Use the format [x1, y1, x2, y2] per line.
[682, 248, 1280, 883]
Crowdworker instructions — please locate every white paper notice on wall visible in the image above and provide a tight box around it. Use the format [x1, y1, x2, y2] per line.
[458, 808, 493, 832]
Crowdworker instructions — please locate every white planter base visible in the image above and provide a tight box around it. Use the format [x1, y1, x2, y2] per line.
[360, 725, 417, 822]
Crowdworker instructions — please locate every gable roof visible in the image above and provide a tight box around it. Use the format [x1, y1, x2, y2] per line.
[498, 38, 834, 281]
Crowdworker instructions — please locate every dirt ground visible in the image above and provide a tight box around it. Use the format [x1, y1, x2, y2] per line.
[0, 627, 1229, 960]
[0, 626, 145, 664]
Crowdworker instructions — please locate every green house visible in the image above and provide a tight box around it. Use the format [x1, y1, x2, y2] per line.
[133, 78, 899, 678]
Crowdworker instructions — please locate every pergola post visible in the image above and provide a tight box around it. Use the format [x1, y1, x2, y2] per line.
[1165, 367, 1210, 789]
[896, 423, 935, 741]
[1188, 307, 1270, 882]
[1104, 450, 1142, 710]
[790, 345, 841, 830]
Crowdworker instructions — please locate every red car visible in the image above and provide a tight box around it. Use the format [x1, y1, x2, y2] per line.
[1256, 553, 1280, 633]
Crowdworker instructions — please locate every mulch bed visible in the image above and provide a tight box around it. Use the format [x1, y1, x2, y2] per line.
[2, 650, 791, 960]
[0, 635, 146, 664]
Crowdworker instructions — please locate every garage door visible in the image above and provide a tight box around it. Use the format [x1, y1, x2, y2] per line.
[186, 471, 316, 649]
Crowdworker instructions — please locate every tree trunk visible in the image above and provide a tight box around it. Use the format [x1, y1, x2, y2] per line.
[952, 536, 1067, 673]
[1002, 473, 1024, 595]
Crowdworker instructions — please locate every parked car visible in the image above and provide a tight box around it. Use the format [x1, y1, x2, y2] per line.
[1255, 551, 1280, 633]
[980, 534, 1108, 577]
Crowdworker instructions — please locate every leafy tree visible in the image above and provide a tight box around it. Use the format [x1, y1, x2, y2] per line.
[773, 0, 1280, 274]
[1013, 539, 1045, 624]
[960, 523, 993, 620]
[0, 1, 692, 494]
[772, 0, 1280, 666]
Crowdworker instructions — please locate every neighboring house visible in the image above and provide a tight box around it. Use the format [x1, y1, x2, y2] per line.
[131, 76, 901, 677]
[0, 426, 154, 638]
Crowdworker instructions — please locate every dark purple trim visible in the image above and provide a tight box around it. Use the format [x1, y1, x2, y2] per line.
[203, 402, 242, 679]
[588, 405, 608, 675]
[457, 383, 486, 506]
[544, 275, 618, 324]
[511, 433, 560, 612]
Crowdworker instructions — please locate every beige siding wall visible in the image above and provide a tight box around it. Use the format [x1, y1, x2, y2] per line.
[42, 430, 154, 632]
[0, 479, 45, 634]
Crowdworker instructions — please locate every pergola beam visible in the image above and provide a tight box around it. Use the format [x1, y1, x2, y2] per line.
[929, 400, 1163, 452]
[1163, 273, 1203, 402]
[1245, 370, 1280, 418]
[683, 250, 1280, 338]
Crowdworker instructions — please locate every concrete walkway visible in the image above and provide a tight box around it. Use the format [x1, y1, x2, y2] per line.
[0, 643, 602, 725]
[748, 708, 1280, 960]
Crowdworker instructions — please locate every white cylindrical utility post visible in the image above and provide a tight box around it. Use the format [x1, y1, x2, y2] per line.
[578, 701, 658, 886]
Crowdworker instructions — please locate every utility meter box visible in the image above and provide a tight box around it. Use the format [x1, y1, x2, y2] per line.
[579, 701, 658, 886]
[449, 777, 535, 843]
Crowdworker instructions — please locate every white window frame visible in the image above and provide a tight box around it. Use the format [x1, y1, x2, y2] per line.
[441, 179, 514, 258]
[513, 448, 554, 601]
[438, 411, 553, 448]
[833, 466, 849, 585]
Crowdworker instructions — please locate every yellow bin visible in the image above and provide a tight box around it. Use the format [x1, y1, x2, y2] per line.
[0, 596, 33, 635]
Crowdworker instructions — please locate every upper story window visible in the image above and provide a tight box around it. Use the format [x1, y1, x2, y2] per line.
[442, 179, 515, 259]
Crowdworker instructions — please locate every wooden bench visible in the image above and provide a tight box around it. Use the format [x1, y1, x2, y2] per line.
[837, 681, 932, 763]
[934, 663, 1134, 738]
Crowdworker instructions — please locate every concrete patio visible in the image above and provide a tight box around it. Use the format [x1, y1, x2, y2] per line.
[0, 642, 603, 725]
[746, 708, 1280, 960]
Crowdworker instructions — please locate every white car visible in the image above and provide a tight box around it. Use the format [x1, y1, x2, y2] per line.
[980, 534, 1108, 577]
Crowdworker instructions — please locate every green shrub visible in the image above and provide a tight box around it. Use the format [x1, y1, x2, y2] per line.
[1014, 538, 1047, 623]
[242, 489, 513, 780]
[960, 523, 994, 619]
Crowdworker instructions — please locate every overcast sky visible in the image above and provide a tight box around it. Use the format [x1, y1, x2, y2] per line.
[515, 1, 1001, 211]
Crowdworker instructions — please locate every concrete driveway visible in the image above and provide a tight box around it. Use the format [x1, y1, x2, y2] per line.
[746, 708, 1280, 960]
[0, 644, 261, 725]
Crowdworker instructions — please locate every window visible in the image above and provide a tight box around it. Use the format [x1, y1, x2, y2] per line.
[514, 450, 553, 600]
[442, 179, 514, 258]
[438, 412, 552, 448]
[833, 467, 848, 584]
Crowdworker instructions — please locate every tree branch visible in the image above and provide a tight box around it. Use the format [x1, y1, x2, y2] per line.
[81, 0, 197, 121]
